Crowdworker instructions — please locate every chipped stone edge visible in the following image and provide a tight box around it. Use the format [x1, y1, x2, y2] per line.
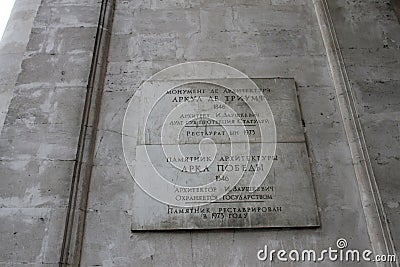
[59, 0, 116, 266]
[313, 1, 398, 266]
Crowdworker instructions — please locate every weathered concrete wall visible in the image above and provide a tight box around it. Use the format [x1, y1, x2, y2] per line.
[0, 0, 399, 266]
[0, 0, 41, 132]
[0, 0, 101, 265]
[391, 0, 400, 22]
[80, 1, 379, 266]
[327, 0, 400, 257]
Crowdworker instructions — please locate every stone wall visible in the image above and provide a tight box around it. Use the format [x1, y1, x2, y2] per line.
[0, 0, 101, 265]
[81, 0, 375, 266]
[0, 0, 398, 266]
[327, 0, 400, 257]
[0, 0, 41, 132]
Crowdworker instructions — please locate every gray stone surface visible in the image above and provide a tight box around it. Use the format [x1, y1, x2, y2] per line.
[0, 0, 398, 265]
[327, 0, 400, 257]
[0, 0, 42, 133]
[0, 0, 101, 265]
[82, 0, 375, 266]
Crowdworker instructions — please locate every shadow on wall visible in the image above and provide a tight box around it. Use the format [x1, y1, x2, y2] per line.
[391, 0, 400, 23]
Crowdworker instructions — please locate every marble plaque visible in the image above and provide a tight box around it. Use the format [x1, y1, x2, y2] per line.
[123, 65, 319, 230]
